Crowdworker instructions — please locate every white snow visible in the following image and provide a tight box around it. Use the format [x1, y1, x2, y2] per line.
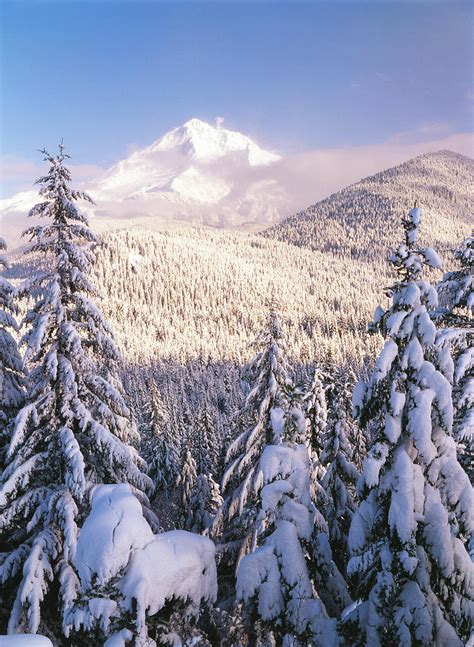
[119, 530, 217, 625]
[153, 118, 280, 166]
[75, 484, 154, 589]
[0, 638, 53, 646]
[70, 484, 217, 641]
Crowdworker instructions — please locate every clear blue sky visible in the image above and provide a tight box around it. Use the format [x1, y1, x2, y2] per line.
[1, 0, 472, 169]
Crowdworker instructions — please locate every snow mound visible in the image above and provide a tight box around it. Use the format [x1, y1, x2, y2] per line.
[75, 484, 155, 588]
[70, 484, 217, 643]
[120, 529, 217, 618]
[0, 638, 53, 646]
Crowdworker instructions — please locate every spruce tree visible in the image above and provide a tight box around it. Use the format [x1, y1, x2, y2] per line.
[236, 443, 338, 646]
[214, 310, 349, 643]
[344, 208, 474, 645]
[0, 239, 24, 457]
[212, 308, 294, 563]
[303, 366, 328, 460]
[186, 473, 223, 534]
[319, 370, 359, 578]
[195, 394, 219, 477]
[177, 448, 197, 511]
[0, 147, 154, 635]
[435, 234, 473, 479]
[148, 381, 181, 491]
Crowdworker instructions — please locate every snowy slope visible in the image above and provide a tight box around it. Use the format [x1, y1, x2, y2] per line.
[263, 150, 473, 260]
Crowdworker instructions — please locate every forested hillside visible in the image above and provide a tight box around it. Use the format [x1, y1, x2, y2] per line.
[91, 225, 386, 366]
[264, 150, 473, 259]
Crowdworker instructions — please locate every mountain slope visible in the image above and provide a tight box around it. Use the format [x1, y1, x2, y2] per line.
[263, 150, 473, 259]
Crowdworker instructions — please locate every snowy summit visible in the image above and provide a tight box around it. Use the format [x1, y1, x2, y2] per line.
[88, 117, 282, 224]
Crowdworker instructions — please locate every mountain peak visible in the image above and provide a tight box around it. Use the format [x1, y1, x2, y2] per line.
[151, 118, 280, 167]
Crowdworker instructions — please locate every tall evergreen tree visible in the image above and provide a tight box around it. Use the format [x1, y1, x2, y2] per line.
[0, 147, 154, 636]
[177, 448, 198, 511]
[212, 308, 294, 564]
[194, 393, 219, 477]
[236, 443, 339, 646]
[319, 369, 359, 577]
[303, 366, 328, 460]
[344, 208, 474, 645]
[186, 473, 223, 535]
[214, 310, 349, 643]
[148, 381, 181, 490]
[0, 239, 24, 458]
[434, 234, 473, 479]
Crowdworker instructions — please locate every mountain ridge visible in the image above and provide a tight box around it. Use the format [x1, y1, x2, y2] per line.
[263, 149, 473, 261]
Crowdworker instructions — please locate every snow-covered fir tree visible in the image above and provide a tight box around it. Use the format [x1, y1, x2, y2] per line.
[344, 207, 474, 645]
[319, 370, 359, 577]
[303, 366, 328, 459]
[236, 443, 339, 646]
[195, 394, 219, 477]
[0, 239, 24, 458]
[212, 308, 294, 563]
[0, 147, 154, 636]
[186, 473, 223, 535]
[212, 310, 349, 643]
[178, 448, 198, 511]
[435, 233, 473, 480]
[147, 381, 181, 491]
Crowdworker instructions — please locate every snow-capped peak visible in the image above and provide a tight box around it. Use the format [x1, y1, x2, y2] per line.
[150, 117, 280, 166]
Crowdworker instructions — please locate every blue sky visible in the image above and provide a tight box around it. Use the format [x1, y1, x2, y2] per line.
[0, 0, 472, 194]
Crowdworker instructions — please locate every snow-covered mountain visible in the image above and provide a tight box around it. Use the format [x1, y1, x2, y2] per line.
[264, 150, 473, 260]
[0, 118, 288, 236]
[93, 118, 279, 204]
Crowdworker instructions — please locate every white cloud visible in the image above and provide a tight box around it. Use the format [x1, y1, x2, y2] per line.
[0, 155, 105, 198]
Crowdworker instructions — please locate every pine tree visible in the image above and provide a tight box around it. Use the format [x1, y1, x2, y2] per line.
[0, 239, 24, 458]
[435, 234, 473, 479]
[177, 448, 197, 511]
[0, 147, 154, 636]
[319, 369, 359, 578]
[186, 473, 223, 534]
[148, 381, 181, 491]
[344, 207, 474, 645]
[303, 366, 328, 459]
[212, 308, 294, 563]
